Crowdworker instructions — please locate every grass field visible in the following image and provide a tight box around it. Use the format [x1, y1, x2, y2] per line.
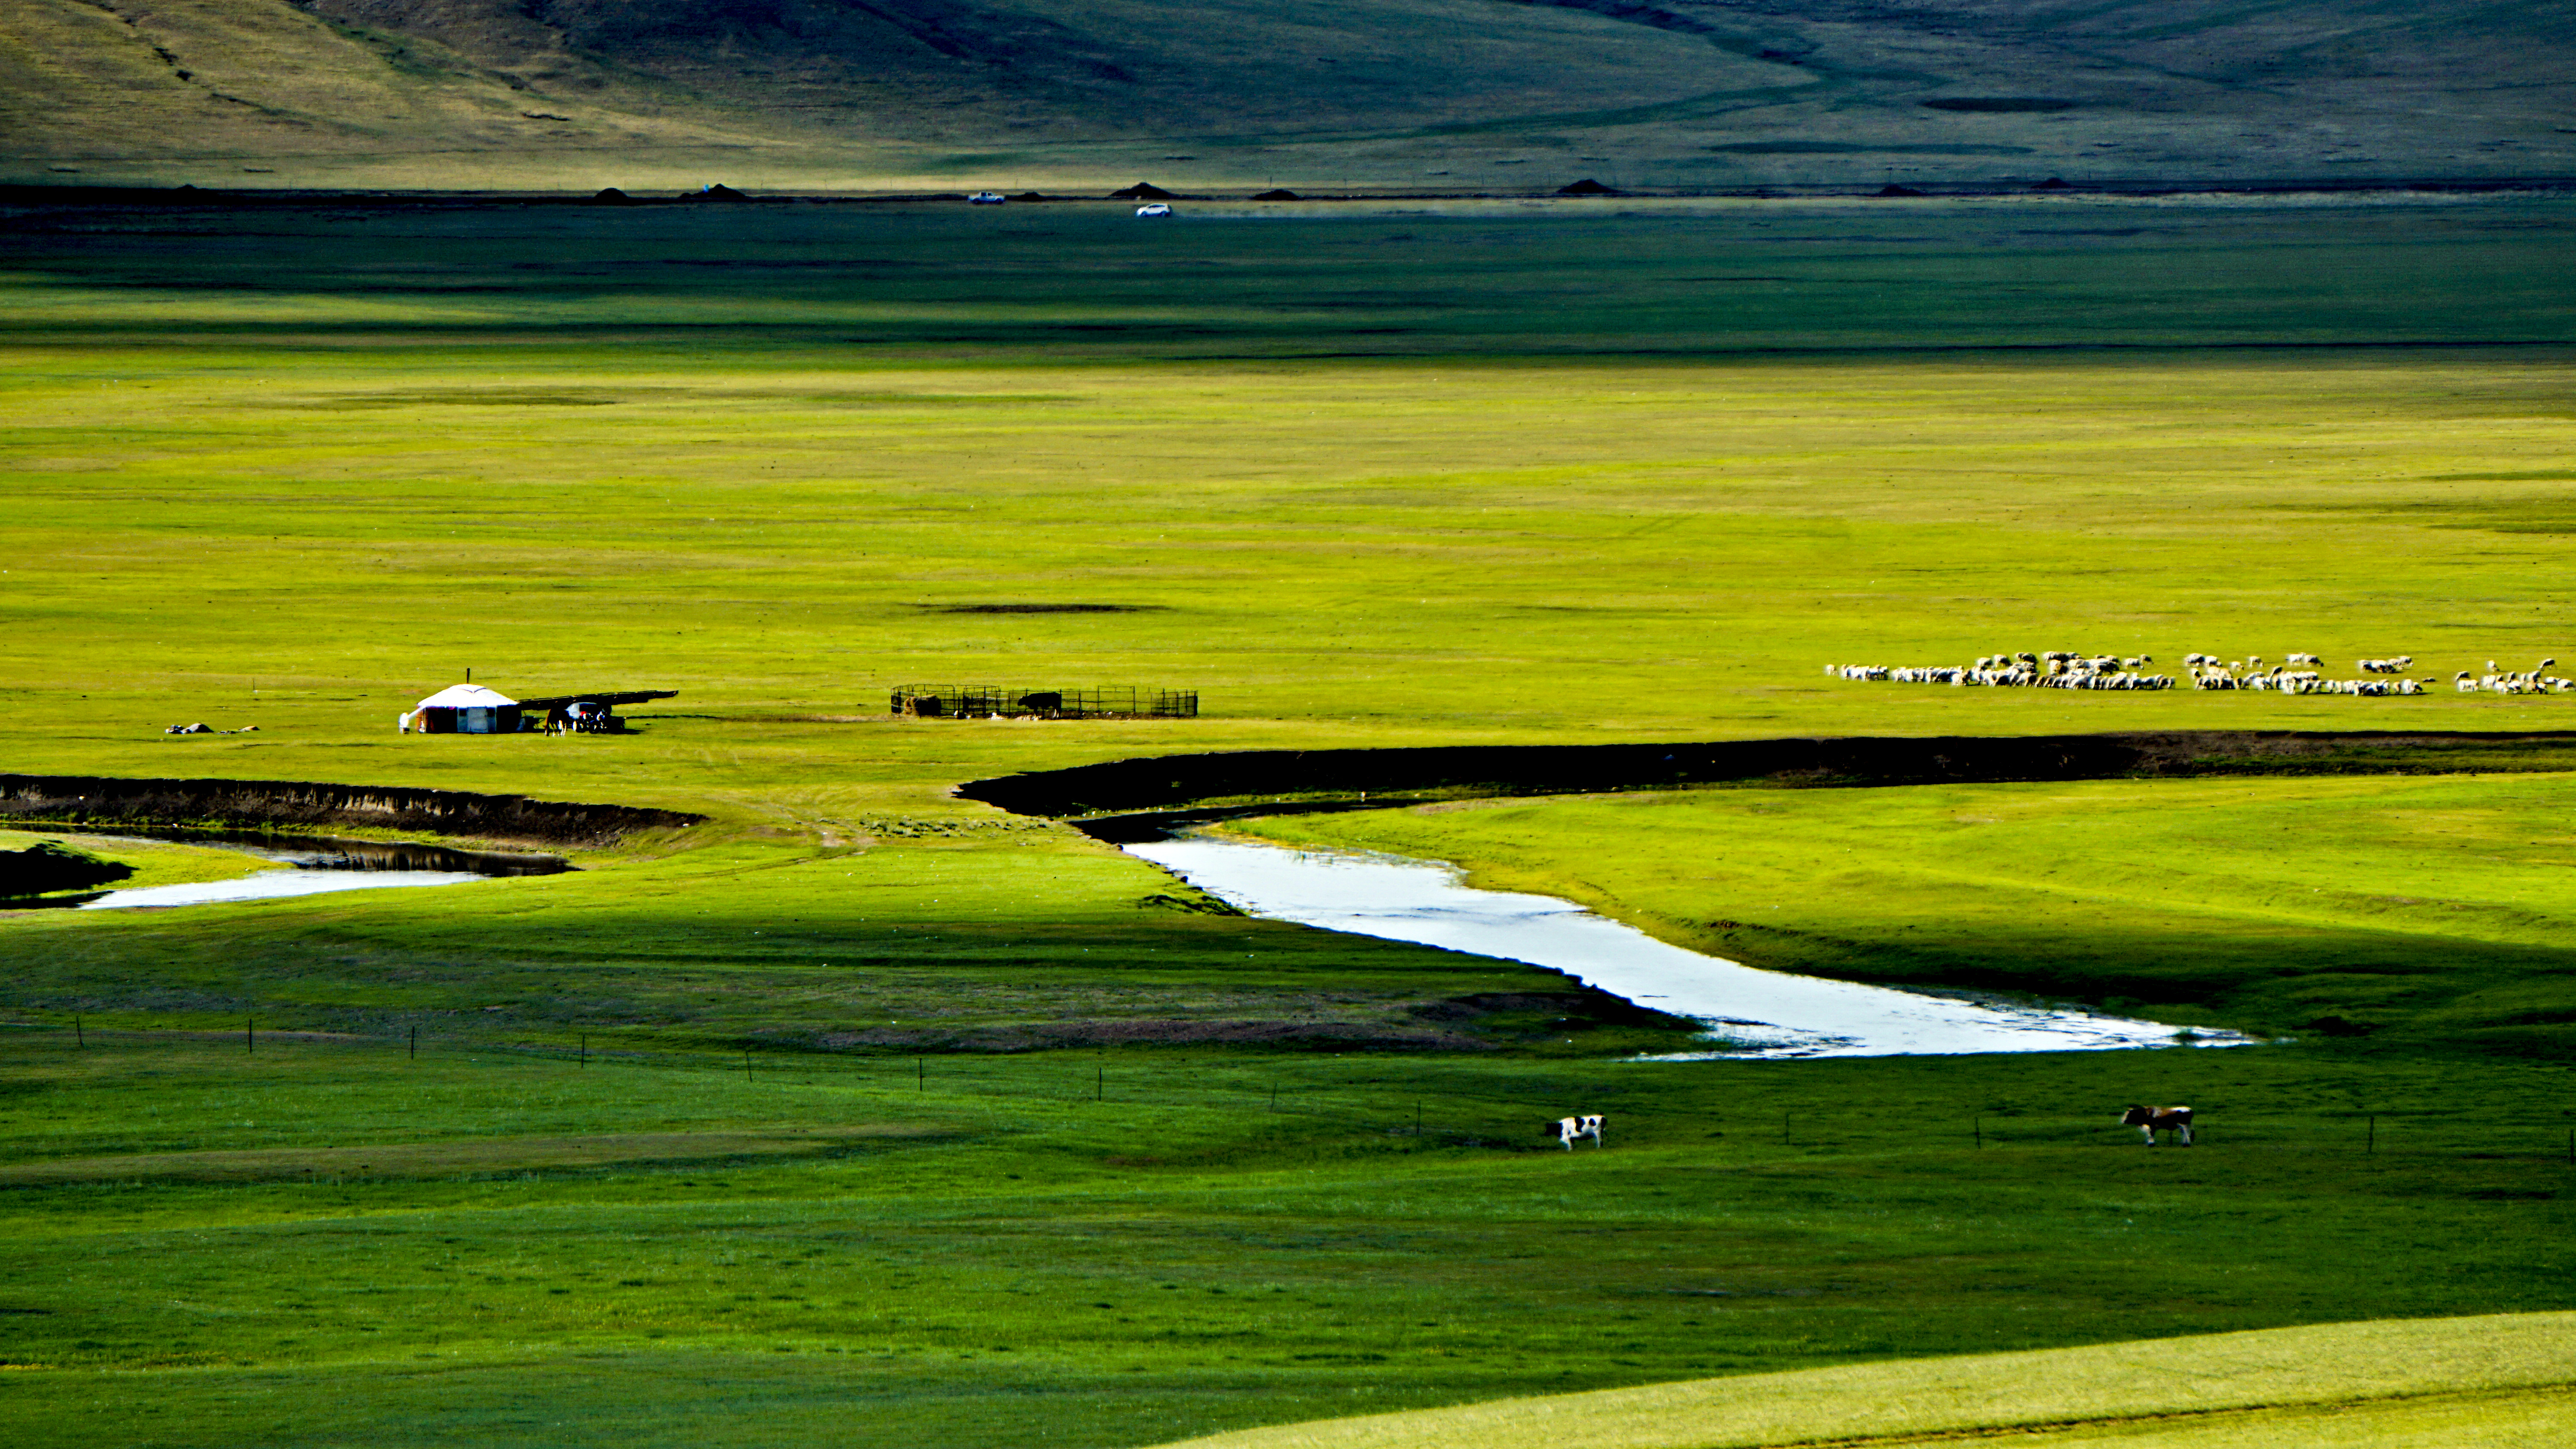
[4, 194, 2576, 1444]
[2, 1032, 2570, 1447]
[1157, 1312, 2576, 1447]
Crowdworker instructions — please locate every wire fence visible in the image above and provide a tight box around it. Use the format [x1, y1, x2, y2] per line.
[889, 685, 1198, 720]
[16, 1023, 2576, 1166]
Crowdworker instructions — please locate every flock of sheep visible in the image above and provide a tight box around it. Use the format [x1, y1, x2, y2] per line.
[1826, 650, 2574, 699]
[1828, 652, 2174, 690]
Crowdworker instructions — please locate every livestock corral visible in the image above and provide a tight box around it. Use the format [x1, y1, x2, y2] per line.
[1829, 650, 2575, 698]
[890, 684, 1200, 719]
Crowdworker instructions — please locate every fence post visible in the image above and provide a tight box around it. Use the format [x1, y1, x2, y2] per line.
[918, 1057, 924, 1092]
[1783, 1113, 1791, 1147]
[246, 1017, 255, 1055]
[409, 1025, 416, 1061]
[745, 1052, 753, 1084]
[74, 1014, 83, 1049]
[580, 1034, 588, 1069]
[1096, 1065, 1103, 1102]
[2368, 1115, 2375, 1155]
[1973, 1116, 1981, 1149]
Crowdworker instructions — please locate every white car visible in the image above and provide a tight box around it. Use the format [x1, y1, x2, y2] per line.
[969, 191, 1005, 205]
[1135, 203, 1172, 217]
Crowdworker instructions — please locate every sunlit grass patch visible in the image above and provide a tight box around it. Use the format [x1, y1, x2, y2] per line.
[1152, 1312, 2576, 1449]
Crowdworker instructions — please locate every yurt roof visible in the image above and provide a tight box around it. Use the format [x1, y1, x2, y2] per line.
[414, 684, 519, 709]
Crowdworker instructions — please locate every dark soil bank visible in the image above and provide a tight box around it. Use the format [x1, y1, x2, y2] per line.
[0, 774, 703, 847]
[963, 730, 2576, 834]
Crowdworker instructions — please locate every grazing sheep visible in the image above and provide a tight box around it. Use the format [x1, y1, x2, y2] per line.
[1830, 645, 2494, 702]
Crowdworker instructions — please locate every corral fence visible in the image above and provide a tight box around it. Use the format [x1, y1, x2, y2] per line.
[890, 685, 1198, 720]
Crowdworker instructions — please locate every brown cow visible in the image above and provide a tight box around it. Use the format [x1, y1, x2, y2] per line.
[2120, 1105, 2193, 1146]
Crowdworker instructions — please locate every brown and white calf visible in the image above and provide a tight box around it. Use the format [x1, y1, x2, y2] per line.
[1545, 1115, 1605, 1150]
[2120, 1105, 2193, 1146]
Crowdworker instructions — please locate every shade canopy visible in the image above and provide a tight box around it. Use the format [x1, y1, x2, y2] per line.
[413, 684, 518, 710]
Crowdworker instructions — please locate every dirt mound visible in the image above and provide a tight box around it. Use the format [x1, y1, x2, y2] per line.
[1875, 183, 1927, 197]
[1556, 178, 1619, 195]
[0, 840, 135, 897]
[1110, 182, 1175, 200]
[683, 183, 748, 201]
[2031, 176, 2072, 189]
[588, 187, 633, 204]
[1250, 189, 1300, 200]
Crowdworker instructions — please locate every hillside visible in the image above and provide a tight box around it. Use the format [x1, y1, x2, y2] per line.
[4, 0, 2572, 189]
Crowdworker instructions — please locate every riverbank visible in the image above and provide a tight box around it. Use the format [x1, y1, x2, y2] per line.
[1126, 831, 2247, 1057]
[1230, 773, 2576, 1053]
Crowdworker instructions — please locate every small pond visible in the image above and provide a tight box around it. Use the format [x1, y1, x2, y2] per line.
[1126, 833, 2252, 1058]
[4, 831, 566, 911]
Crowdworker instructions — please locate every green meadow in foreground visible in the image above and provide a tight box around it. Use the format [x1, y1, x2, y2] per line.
[4, 195, 2576, 1445]
[0, 1032, 2570, 1448]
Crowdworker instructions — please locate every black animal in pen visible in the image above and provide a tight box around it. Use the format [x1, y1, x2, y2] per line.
[890, 686, 1198, 720]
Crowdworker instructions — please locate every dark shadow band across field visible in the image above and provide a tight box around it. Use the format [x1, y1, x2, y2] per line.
[5, 194, 2570, 361]
[16, 730, 2576, 850]
[960, 728, 2576, 830]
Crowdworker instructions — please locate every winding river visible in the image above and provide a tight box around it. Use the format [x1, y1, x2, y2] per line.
[1126, 834, 2250, 1058]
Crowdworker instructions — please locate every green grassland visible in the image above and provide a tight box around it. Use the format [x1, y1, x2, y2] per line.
[2, 195, 2573, 1052]
[4, 197, 2576, 1443]
[6, 0, 2572, 188]
[1, 1032, 2571, 1447]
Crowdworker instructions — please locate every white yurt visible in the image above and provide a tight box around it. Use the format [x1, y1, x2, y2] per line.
[401, 684, 522, 735]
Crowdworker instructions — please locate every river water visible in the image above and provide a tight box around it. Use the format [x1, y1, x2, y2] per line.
[1125, 834, 2250, 1058]
[4, 833, 564, 911]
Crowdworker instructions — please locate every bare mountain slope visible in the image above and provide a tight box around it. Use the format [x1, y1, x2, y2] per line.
[3, 0, 2569, 187]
